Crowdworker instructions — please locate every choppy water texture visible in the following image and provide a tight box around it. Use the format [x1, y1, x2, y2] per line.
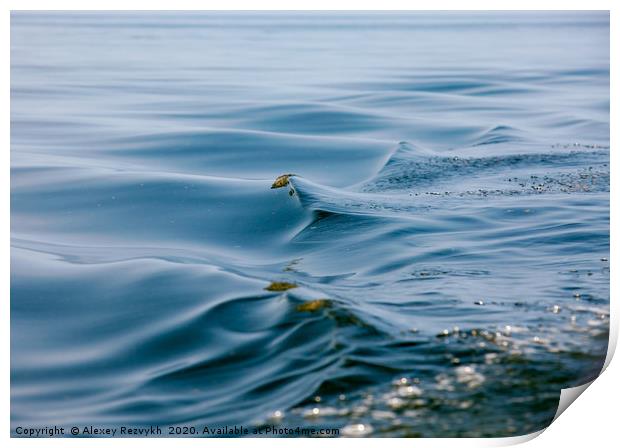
[11, 12, 610, 437]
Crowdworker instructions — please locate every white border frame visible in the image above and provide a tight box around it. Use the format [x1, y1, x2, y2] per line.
[3, 2, 616, 447]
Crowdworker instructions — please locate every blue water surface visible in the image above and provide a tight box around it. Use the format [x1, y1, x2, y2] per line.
[11, 12, 609, 437]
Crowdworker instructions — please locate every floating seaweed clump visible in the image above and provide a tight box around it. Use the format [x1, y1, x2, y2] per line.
[265, 281, 298, 292]
[296, 299, 332, 312]
[271, 173, 295, 189]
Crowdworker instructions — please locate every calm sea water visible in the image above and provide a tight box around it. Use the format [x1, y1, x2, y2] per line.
[11, 12, 609, 437]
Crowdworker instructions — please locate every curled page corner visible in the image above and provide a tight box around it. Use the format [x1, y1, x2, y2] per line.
[553, 380, 595, 423]
[499, 378, 599, 446]
[498, 428, 546, 446]
[549, 319, 615, 427]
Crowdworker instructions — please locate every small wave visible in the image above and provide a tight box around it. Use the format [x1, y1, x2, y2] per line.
[271, 141, 608, 225]
[470, 125, 523, 147]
